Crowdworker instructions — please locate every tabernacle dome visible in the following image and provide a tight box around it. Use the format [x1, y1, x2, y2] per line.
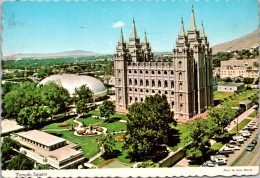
[38, 74, 107, 99]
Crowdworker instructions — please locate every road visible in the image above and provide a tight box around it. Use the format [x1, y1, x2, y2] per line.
[231, 136, 259, 166]
[224, 128, 259, 166]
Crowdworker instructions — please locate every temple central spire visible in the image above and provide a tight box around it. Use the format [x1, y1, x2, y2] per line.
[189, 4, 197, 31]
[130, 18, 138, 39]
[179, 17, 185, 36]
[119, 28, 125, 43]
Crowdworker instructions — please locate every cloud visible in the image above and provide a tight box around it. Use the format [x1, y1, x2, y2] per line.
[112, 21, 125, 28]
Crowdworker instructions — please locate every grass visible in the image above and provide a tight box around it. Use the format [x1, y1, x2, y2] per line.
[89, 110, 128, 121]
[248, 110, 259, 118]
[235, 90, 258, 101]
[169, 124, 190, 152]
[229, 119, 251, 134]
[221, 101, 240, 107]
[45, 130, 99, 159]
[213, 91, 233, 100]
[211, 142, 224, 150]
[41, 117, 76, 130]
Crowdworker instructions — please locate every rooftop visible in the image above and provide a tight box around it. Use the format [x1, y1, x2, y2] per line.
[218, 82, 244, 87]
[17, 130, 66, 147]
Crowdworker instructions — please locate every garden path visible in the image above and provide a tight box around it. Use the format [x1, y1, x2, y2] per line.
[42, 129, 70, 131]
[91, 115, 127, 123]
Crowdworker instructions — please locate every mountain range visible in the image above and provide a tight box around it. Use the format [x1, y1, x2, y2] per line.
[212, 30, 259, 54]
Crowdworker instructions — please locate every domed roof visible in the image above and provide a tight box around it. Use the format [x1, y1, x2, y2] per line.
[38, 74, 107, 96]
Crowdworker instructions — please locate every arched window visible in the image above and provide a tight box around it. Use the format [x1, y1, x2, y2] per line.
[140, 70, 143, 74]
[171, 71, 174, 75]
[129, 70, 132, 73]
[146, 70, 149, 74]
[140, 89, 143, 93]
[152, 80, 155, 87]
[158, 71, 161, 75]
[164, 71, 167, 75]
[129, 79, 132, 85]
[140, 79, 143, 86]
[179, 83, 183, 90]
[179, 94, 183, 101]
[158, 90, 161, 94]
[134, 79, 137, 86]
[130, 97, 132, 102]
[179, 72, 182, 80]
[179, 61, 182, 69]
[172, 101, 174, 107]
[135, 97, 138, 102]
[152, 70, 155, 74]
[158, 80, 161, 87]
[129, 88, 132, 91]
[134, 70, 137, 74]
[164, 81, 168, 88]
[146, 80, 149, 87]
[171, 81, 174, 88]
[146, 89, 149, 93]
[135, 88, 137, 92]
[141, 98, 143, 102]
[171, 91, 174, 95]
[165, 91, 168, 94]
[152, 90, 155, 93]
[180, 103, 183, 112]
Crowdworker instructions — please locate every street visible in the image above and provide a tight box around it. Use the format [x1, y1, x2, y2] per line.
[224, 128, 259, 166]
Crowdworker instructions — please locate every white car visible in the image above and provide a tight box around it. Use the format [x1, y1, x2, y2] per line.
[227, 144, 240, 150]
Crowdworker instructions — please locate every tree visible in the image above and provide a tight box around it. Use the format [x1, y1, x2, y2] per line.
[17, 105, 49, 129]
[74, 84, 94, 115]
[185, 117, 217, 164]
[122, 94, 175, 161]
[2, 82, 41, 119]
[7, 152, 34, 170]
[40, 81, 71, 117]
[207, 106, 237, 135]
[1, 137, 21, 170]
[243, 77, 254, 84]
[234, 78, 242, 83]
[223, 77, 232, 82]
[97, 133, 115, 158]
[99, 100, 115, 120]
[136, 161, 159, 168]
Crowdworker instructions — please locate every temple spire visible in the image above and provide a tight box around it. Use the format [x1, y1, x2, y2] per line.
[131, 18, 138, 39]
[189, 3, 197, 31]
[143, 30, 148, 43]
[179, 17, 185, 36]
[200, 21, 206, 37]
[119, 28, 124, 43]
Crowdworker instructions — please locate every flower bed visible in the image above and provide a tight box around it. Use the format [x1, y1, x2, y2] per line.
[115, 136, 123, 141]
[97, 128, 103, 132]
[85, 132, 94, 135]
[58, 123, 70, 127]
[78, 130, 84, 134]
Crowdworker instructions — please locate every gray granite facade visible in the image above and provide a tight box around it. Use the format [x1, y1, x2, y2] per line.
[114, 6, 213, 120]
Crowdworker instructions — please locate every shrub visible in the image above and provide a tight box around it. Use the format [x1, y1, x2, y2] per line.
[115, 136, 123, 141]
[137, 161, 159, 168]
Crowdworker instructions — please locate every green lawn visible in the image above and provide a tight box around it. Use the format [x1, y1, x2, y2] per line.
[89, 110, 128, 121]
[91, 133, 133, 167]
[229, 119, 251, 134]
[45, 130, 99, 159]
[169, 124, 190, 152]
[221, 101, 240, 107]
[211, 142, 224, 150]
[41, 117, 76, 130]
[213, 91, 233, 100]
[235, 90, 258, 101]
[248, 110, 259, 118]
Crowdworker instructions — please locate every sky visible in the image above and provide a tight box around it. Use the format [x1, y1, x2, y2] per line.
[2, 0, 259, 56]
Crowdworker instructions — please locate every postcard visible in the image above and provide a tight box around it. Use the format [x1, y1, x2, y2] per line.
[1, 0, 259, 177]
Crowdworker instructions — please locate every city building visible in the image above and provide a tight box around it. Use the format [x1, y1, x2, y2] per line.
[218, 82, 245, 92]
[114, 5, 213, 119]
[13, 130, 84, 169]
[220, 59, 259, 79]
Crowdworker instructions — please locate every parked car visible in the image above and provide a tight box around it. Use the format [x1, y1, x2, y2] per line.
[227, 144, 240, 150]
[237, 131, 251, 138]
[246, 144, 255, 151]
[229, 140, 241, 147]
[202, 160, 218, 167]
[210, 155, 227, 165]
[232, 135, 244, 143]
[251, 140, 257, 145]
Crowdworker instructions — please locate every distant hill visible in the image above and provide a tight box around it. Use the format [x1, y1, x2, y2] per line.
[3, 50, 100, 60]
[212, 30, 259, 54]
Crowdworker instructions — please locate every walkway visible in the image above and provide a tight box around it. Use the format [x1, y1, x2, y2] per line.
[227, 105, 257, 131]
[42, 129, 70, 131]
[91, 115, 127, 123]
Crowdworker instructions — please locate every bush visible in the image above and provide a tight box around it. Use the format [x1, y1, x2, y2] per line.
[137, 161, 159, 168]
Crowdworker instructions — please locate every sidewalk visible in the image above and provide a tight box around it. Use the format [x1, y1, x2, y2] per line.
[227, 105, 256, 132]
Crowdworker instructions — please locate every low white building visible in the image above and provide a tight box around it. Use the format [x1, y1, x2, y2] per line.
[13, 130, 84, 169]
[218, 82, 245, 92]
